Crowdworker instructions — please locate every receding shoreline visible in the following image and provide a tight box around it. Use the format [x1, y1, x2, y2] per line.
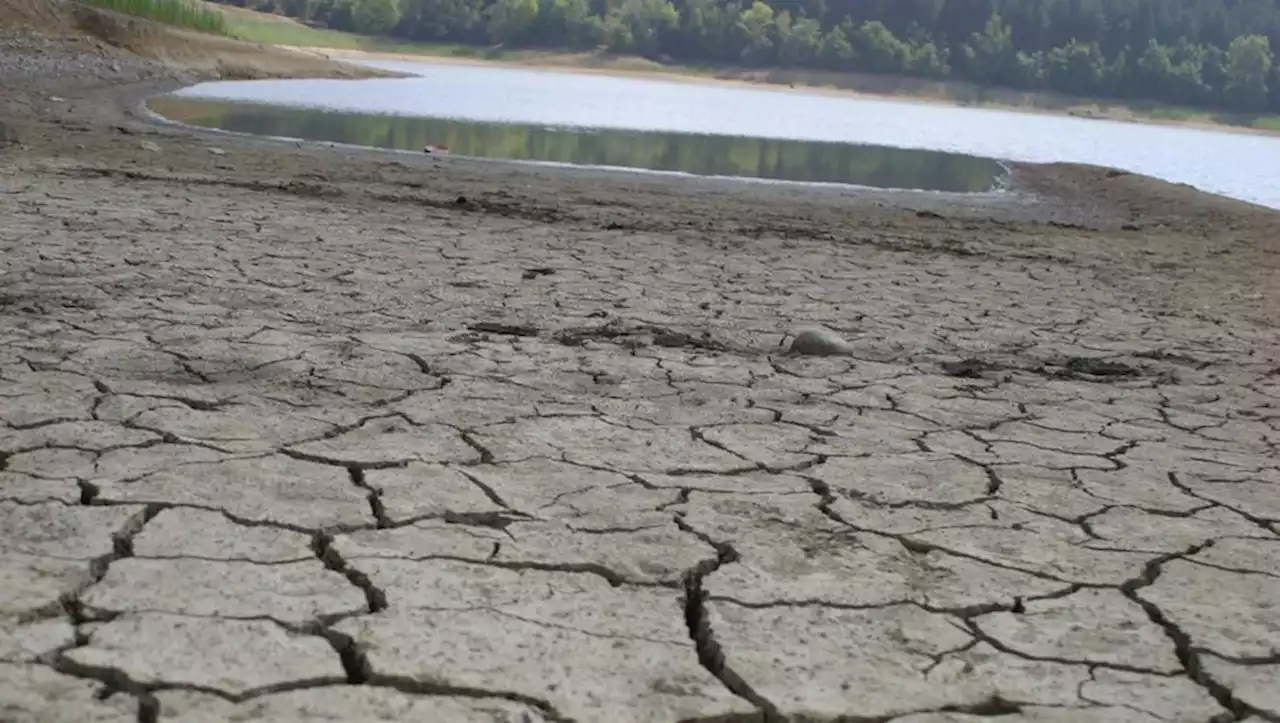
[150, 44, 1280, 212]
[144, 90, 1016, 198]
[4, 8, 1277, 236]
[278, 44, 1280, 140]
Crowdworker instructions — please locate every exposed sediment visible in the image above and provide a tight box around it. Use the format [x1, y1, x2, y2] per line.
[2, 11, 1279, 723]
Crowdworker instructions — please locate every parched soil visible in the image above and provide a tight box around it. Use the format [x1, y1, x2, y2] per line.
[2, 12, 1280, 723]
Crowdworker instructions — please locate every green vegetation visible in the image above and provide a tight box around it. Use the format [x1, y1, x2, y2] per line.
[1253, 115, 1280, 131]
[209, 0, 1280, 119]
[1140, 106, 1198, 122]
[219, 5, 436, 50]
[85, 0, 227, 33]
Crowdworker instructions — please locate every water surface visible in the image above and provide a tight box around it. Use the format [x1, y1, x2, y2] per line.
[150, 96, 1003, 192]
[162, 59, 1280, 208]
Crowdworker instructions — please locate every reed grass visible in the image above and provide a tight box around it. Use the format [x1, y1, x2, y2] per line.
[84, 0, 227, 34]
[221, 10, 468, 56]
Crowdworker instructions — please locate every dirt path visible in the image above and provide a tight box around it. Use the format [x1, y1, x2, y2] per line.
[2, 24, 1280, 723]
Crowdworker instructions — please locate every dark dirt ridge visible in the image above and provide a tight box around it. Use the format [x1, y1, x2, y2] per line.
[2, 7, 1279, 723]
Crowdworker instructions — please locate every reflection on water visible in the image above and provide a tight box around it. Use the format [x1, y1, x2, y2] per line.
[149, 97, 1004, 192]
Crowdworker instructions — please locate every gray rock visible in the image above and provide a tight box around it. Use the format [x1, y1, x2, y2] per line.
[0, 121, 16, 145]
[787, 327, 853, 356]
[139, 140, 161, 152]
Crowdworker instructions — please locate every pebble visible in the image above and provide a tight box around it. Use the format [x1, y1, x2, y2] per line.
[0, 31, 170, 95]
[788, 327, 854, 356]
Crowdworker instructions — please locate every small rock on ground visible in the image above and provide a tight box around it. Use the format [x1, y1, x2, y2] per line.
[788, 327, 853, 356]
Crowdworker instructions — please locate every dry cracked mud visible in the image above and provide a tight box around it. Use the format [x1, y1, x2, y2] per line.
[3, 33, 1280, 723]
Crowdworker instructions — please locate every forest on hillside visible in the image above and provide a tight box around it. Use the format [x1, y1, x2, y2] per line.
[215, 0, 1280, 113]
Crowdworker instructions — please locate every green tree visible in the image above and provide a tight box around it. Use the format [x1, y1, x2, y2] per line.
[396, 0, 483, 40]
[1135, 39, 1175, 89]
[1224, 34, 1273, 111]
[617, 0, 679, 57]
[1011, 50, 1046, 88]
[818, 22, 854, 68]
[350, 0, 401, 34]
[908, 39, 949, 77]
[1270, 65, 1280, 111]
[778, 14, 822, 66]
[1043, 39, 1108, 95]
[538, 0, 598, 47]
[852, 21, 911, 73]
[962, 13, 1016, 85]
[485, 0, 539, 44]
[312, 0, 354, 30]
[1131, 39, 1212, 103]
[1201, 44, 1229, 103]
[601, 8, 635, 52]
[675, 0, 735, 61]
[736, 1, 775, 65]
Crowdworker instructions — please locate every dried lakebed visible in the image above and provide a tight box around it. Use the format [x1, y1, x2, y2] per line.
[2, 73, 1280, 723]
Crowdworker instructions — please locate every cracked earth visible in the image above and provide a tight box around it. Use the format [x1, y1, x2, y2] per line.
[3, 69, 1280, 723]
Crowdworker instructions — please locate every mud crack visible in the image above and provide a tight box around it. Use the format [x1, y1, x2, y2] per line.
[1120, 540, 1269, 722]
[347, 466, 391, 529]
[675, 515, 781, 721]
[311, 532, 389, 614]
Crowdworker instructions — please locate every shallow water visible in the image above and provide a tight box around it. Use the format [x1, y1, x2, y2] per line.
[163, 59, 1280, 207]
[149, 96, 1004, 192]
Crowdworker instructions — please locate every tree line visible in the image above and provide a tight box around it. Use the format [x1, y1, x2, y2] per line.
[216, 0, 1280, 113]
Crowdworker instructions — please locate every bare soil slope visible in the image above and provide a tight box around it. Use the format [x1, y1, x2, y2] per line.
[0, 0, 384, 79]
[0, 0, 72, 31]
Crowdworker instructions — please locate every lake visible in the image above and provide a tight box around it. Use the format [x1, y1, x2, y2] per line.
[148, 97, 1003, 192]
[154, 59, 1280, 208]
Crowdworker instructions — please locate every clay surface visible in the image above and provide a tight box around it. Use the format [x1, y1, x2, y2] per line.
[1, 25, 1279, 723]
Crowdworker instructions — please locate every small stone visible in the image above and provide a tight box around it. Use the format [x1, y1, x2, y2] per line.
[0, 121, 16, 145]
[787, 327, 853, 356]
[208, 147, 226, 156]
[139, 140, 161, 153]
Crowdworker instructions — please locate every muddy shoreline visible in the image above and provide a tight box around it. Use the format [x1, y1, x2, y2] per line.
[15, 65, 1275, 327]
